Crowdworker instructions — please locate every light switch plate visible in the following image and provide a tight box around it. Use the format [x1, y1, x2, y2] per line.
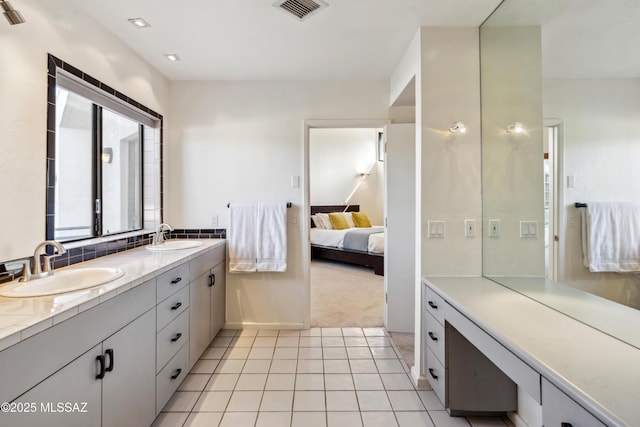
[520, 221, 538, 238]
[488, 220, 500, 237]
[464, 219, 475, 237]
[427, 221, 445, 238]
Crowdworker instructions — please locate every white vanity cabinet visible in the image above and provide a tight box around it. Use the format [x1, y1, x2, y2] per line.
[189, 243, 226, 368]
[541, 378, 606, 427]
[0, 280, 157, 427]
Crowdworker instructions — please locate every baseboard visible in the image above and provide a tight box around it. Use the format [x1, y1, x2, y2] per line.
[224, 321, 306, 330]
[410, 366, 429, 389]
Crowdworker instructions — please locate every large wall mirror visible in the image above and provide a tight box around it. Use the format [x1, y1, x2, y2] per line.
[481, 0, 640, 346]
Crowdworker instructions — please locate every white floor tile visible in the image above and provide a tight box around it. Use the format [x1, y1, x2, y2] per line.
[192, 391, 232, 412]
[387, 390, 426, 411]
[183, 411, 224, 427]
[344, 337, 369, 347]
[299, 328, 321, 337]
[224, 346, 251, 359]
[201, 347, 226, 359]
[254, 337, 278, 347]
[273, 347, 299, 359]
[417, 390, 445, 411]
[356, 390, 392, 411]
[341, 327, 364, 337]
[191, 359, 220, 374]
[270, 359, 297, 373]
[326, 390, 360, 411]
[361, 411, 398, 427]
[249, 347, 276, 360]
[324, 359, 351, 374]
[321, 327, 343, 336]
[292, 411, 327, 427]
[298, 347, 324, 360]
[324, 373, 355, 390]
[206, 373, 240, 391]
[366, 337, 393, 346]
[350, 359, 378, 373]
[226, 390, 263, 412]
[162, 391, 201, 412]
[265, 373, 296, 390]
[295, 373, 325, 390]
[243, 359, 272, 373]
[217, 329, 238, 337]
[353, 373, 385, 390]
[375, 358, 405, 373]
[151, 412, 189, 427]
[230, 337, 256, 347]
[211, 336, 233, 347]
[299, 337, 322, 347]
[362, 328, 387, 337]
[260, 390, 294, 411]
[322, 336, 345, 347]
[347, 347, 373, 359]
[219, 411, 258, 427]
[327, 411, 363, 427]
[256, 411, 292, 427]
[214, 359, 245, 374]
[178, 374, 211, 391]
[323, 346, 348, 359]
[370, 347, 398, 359]
[238, 329, 259, 337]
[293, 391, 326, 411]
[257, 329, 279, 337]
[428, 410, 472, 427]
[395, 411, 435, 427]
[235, 373, 268, 390]
[276, 336, 300, 347]
[278, 330, 301, 337]
[380, 373, 414, 390]
[297, 359, 324, 373]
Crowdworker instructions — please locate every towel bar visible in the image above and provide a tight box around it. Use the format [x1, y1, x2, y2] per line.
[227, 202, 292, 208]
[575, 202, 587, 208]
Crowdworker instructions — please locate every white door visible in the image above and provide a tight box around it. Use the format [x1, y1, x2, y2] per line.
[384, 123, 416, 333]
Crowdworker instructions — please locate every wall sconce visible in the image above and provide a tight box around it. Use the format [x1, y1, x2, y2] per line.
[102, 148, 113, 164]
[449, 122, 466, 134]
[506, 122, 525, 134]
[1, 1, 25, 25]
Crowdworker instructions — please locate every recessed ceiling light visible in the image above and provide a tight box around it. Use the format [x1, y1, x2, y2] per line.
[128, 17, 150, 28]
[164, 54, 181, 62]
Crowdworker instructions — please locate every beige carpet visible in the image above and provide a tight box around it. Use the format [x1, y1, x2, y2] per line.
[310, 259, 415, 367]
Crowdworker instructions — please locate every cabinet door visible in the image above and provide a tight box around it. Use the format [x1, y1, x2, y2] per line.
[190, 271, 212, 367]
[2, 344, 103, 427]
[210, 262, 226, 340]
[102, 309, 156, 427]
[542, 378, 605, 427]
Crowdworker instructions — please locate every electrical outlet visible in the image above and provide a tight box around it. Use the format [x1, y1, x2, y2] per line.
[211, 215, 218, 227]
[488, 220, 500, 237]
[464, 219, 475, 237]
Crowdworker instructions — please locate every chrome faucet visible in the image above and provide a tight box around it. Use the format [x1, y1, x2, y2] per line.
[20, 240, 67, 282]
[152, 223, 173, 246]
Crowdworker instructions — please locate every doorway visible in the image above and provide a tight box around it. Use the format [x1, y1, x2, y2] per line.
[544, 123, 560, 280]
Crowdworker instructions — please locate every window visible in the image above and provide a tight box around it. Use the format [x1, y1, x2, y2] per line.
[48, 61, 161, 243]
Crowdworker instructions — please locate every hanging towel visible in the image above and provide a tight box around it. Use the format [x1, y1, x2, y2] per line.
[228, 203, 258, 272]
[256, 202, 288, 272]
[228, 202, 288, 273]
[583, 202, 640, 272]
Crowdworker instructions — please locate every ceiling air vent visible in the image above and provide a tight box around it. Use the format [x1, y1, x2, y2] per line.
[275, 0, 328, 21]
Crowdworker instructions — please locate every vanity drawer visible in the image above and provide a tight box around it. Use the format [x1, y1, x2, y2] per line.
[157, 262, 190, 303]
[156, 308, 190, 373]
[156, 342, 189, 414]
[190, 244, 225, 279]
[542, 378, 605, 427]
[157, 285, 189, 332]
[425, 311, 445, 364]
[424, 284, 446, 326]
[426, 346, 446, 407]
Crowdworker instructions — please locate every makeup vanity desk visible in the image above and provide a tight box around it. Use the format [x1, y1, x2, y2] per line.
[422, 276, 640, 427]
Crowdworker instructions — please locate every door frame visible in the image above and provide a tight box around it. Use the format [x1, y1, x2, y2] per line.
[544, 119, 563, 281]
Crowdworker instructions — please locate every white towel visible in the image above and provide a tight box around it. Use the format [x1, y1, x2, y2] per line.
[228, 202, 287, 273]
[256, 202, 287, 272]
[583, 202, 640, 272]
[229, 203, 258, 272]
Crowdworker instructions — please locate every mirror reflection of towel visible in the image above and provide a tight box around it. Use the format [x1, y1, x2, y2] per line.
[229, 202, 287, 273]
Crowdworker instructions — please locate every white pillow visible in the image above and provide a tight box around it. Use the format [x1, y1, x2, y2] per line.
[342, 212, 356, 228]
[315, 213, 333, 229]
[311, 214, 322, 229]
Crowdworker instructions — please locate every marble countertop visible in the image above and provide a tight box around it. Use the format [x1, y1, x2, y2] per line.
[0, 239, 225, 352]
[423, 276, 640, 427]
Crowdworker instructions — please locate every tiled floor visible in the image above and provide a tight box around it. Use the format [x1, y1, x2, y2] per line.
[152, 328, 512, 427]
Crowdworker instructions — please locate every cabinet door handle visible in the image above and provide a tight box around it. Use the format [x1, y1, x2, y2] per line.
[428, 332, 438, 342]
[428, 301, 438, 310]
[171, 369, 182, 380]
[171, 333, 183, 342]
[209, 273, 216, 287]
[96, 355, 106, 379]
[171, 302, 182, 311]
[105, 349, 114, 372]
[561, 424, 573, 427]
[171, 277, 182, 284]
[428, 368, 438, 380]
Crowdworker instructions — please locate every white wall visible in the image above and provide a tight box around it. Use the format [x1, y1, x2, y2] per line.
[0, 0, 169, 261]
[310, 128, 384, 225]
[167, 80, 389, 328]
[544, 78, 640, 308]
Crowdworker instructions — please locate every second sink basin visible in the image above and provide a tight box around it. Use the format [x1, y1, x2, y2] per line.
[0, 267, 125, 298]
[145, 240, 203, 251]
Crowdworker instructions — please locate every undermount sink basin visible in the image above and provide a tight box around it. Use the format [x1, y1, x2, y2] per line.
[145, 240, 203, 251]
[0, 267, 125, 298]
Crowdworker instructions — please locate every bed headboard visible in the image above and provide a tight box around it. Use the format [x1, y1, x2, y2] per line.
[310, 205, 359, 215]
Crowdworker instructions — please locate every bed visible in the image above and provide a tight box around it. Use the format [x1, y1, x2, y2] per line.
[310, 205, 384, 275]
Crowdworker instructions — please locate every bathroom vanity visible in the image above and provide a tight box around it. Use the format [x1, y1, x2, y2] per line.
[0, 239, 225, 427]
[423, 276, 640, 427]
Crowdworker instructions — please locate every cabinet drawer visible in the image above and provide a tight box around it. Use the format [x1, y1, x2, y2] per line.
[542, 378, 605, 427]
[156, 342, 189, 414]
[424, 284, 446, 326]
[426, 346, 446, 407]
[157, 262, 190, 303]
[157, 285, 189, 332]
[190, 244, 225, 279]
[425, 311, 445, 364]
[157, 308, 190, 373]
